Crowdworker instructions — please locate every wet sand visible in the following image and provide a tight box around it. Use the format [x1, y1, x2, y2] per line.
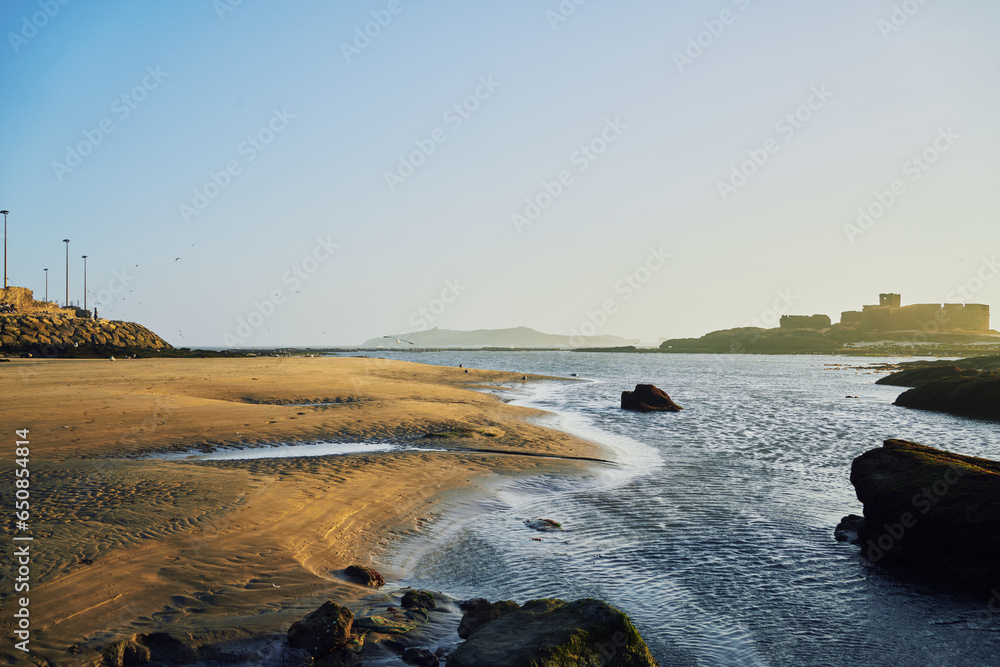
[0, 356, 599, 665]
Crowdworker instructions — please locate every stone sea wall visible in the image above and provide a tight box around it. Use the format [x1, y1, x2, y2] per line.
[0, 314, 172, 356]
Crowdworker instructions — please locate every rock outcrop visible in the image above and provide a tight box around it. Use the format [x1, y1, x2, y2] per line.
[345, 564, 385, 587]
[457, 599, 521, 639]
[876, 364, 984, 387]
[621, 384, 682, 413]
[0, 314, 171, 357]
[843, 439, 1000, 589]
[401, 590, 436, 610]
[101, 632, 197, 666]
[448, 598, 657, 667]
[893, 375, 1000, 420]
[287, 601, 355, 659]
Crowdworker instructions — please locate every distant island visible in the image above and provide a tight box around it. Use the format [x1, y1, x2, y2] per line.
[661, 293, 1000, 356]
[359, 326, 640, 350]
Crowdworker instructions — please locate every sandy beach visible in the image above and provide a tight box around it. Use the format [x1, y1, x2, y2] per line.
[0, 357, 600, 665]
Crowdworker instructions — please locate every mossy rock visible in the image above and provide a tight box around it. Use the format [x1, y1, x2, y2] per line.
[287, 601, 354, 659]
[401, 590, 436, 610]
[849, 439, 1000, 589]
[448, 598, 657, 667]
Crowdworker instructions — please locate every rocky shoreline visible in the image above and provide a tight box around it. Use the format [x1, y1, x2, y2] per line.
[98, 581, 658, 667]
[876, 355, 1000, 420]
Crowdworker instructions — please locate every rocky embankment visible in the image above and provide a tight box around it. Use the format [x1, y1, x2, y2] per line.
[838, 439, 1000, 589]
[0, 314, 172, 357]
[876, 355, 1000, 420]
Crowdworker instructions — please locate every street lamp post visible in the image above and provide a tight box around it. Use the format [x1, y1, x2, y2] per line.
[44, 268, 48, 302]
[82, 255, 88, 312]
[1, 210, 9, 290]
[63, 239, 70, 307]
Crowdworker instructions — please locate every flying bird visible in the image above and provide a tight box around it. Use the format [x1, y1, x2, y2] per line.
[383, 336, 414, 345]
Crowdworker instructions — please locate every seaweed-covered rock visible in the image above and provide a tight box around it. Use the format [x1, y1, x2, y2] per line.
[345, 564, 385, 587]
[893, 375, 1000, 420]
[448, 598, 657, 667]
[287, 601, 355, 659]
[621, 384, 682, 413]
[525, 518, 562, 532]
[401, 589, 436, 610]
[846, 439, 1000, 588]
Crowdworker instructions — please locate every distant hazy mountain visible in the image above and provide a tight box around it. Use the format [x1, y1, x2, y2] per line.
[359, 326, 639, 349]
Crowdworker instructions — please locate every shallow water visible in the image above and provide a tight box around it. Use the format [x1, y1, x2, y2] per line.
[145, 441, 399, 461]
[363, 351, 1000, 667]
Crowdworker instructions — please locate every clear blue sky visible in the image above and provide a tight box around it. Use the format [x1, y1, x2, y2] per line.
[2, 0, 998, 346]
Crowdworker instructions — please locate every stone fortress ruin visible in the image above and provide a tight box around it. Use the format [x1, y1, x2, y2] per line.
[781, 293, 991, 334]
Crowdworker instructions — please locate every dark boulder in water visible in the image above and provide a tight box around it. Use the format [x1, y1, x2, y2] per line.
[845, 439, 1000, 589]
[834, 514, 865, 543]
[402, 589, 437, 610]
[448, 598, 657, 667]
[525, 518, 562, 532]
[621, 384, 682, 413]
[345, 564, 385, 587]
[875, 364, 984, 387]
[287, 601, 355, 659]
[892, 374, 1000, 420]
[457, 598, 521, 639]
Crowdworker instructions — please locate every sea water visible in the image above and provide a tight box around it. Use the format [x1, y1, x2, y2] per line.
[363, 351, 999, 667]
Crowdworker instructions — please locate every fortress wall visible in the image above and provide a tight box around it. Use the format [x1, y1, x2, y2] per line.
[942, 303, 990, 331]
[0, 286, 73, 314]
[889, 304, 941, 331]
[862, 305, 891, 331]
[779, 314, 831, 330]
